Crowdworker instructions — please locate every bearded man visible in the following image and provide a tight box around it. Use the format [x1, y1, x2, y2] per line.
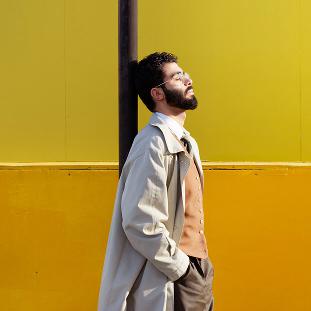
[98, 52, 214, 311]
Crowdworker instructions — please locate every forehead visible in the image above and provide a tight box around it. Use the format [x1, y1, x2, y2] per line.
[162, 62, 183, 78]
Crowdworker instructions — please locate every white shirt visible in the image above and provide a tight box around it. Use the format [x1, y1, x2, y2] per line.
[154, 112, 190, 140]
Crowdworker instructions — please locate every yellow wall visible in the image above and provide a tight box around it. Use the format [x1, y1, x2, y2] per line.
[138, 0, 311, 162]
[0, 0, 118, 162]
[2, 1, 311, 162]
[1, 163, 311, 310]
[2, 1, 311, 310]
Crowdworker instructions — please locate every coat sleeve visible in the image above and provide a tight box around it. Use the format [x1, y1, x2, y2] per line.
[121, 136, 189, 282]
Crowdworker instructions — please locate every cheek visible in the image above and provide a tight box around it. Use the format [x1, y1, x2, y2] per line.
[176, 86, 186, 95]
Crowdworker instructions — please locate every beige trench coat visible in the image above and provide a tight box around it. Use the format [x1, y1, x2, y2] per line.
[97, 114, 204, 311]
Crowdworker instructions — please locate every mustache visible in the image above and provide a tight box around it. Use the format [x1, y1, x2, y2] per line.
[185, 87, 193, 94]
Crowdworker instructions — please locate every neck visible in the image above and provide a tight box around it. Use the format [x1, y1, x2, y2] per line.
[156, 108, 186, 126]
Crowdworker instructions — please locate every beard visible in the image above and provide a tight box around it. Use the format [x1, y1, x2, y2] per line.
[162, 85, 198, 110]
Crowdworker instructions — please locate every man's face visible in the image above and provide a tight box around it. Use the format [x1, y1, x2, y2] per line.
[160, 62, 198, 110]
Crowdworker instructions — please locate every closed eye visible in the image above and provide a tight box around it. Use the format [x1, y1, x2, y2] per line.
[173, 72, 183, 81]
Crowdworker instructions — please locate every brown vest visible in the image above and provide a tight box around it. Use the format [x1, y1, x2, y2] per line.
[178, 150, 208, 259]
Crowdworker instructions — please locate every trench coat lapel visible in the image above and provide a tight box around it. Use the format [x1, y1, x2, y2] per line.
[149, 113, 204, 206]
[149, 114, 184, 154]
[150, 114, 190, 212]
[149, 113, 204, 183]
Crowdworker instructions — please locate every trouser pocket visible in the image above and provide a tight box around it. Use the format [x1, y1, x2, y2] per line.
[174, 256, 214, 311]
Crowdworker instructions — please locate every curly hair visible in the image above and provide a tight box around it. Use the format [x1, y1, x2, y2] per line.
[135, 52, 178, 112]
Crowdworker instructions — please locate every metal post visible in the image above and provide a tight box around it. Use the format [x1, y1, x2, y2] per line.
[118, 0, 138, 175]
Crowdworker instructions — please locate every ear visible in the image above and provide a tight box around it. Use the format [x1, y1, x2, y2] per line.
[150, 87, 164, 102]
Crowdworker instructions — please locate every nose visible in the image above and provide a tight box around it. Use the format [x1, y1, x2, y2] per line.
[183, 73, 192, 86]
[184, 77, 192, 86]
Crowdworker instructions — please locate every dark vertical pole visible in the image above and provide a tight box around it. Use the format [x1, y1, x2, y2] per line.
[119, 0, 138, 175]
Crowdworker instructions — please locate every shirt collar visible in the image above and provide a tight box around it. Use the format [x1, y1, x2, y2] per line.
[154, 112, 190, 140]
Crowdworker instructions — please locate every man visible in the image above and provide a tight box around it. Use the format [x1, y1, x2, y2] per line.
[98, 52, 214, 311]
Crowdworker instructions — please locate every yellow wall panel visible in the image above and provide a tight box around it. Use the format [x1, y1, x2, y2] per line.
[301, 0, 311, 160]
[1, 163, 311, 310]
[0, 0, 118, 162]
[65, 0, 118, 161]
[0, 0, 66, 162]
[206, 165, 311, 310]
[0, 165, 118, 310]
[1, 0, 311, 161]
[138, 0, 301, 161]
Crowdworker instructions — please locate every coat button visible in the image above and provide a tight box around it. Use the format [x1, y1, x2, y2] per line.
[199, 230, 204, 234]
[200, 219, 204, 224]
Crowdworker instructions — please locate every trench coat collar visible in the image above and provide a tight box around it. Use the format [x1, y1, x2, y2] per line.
[149, 112, 204, 189]
[149, 113, 186, 154]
